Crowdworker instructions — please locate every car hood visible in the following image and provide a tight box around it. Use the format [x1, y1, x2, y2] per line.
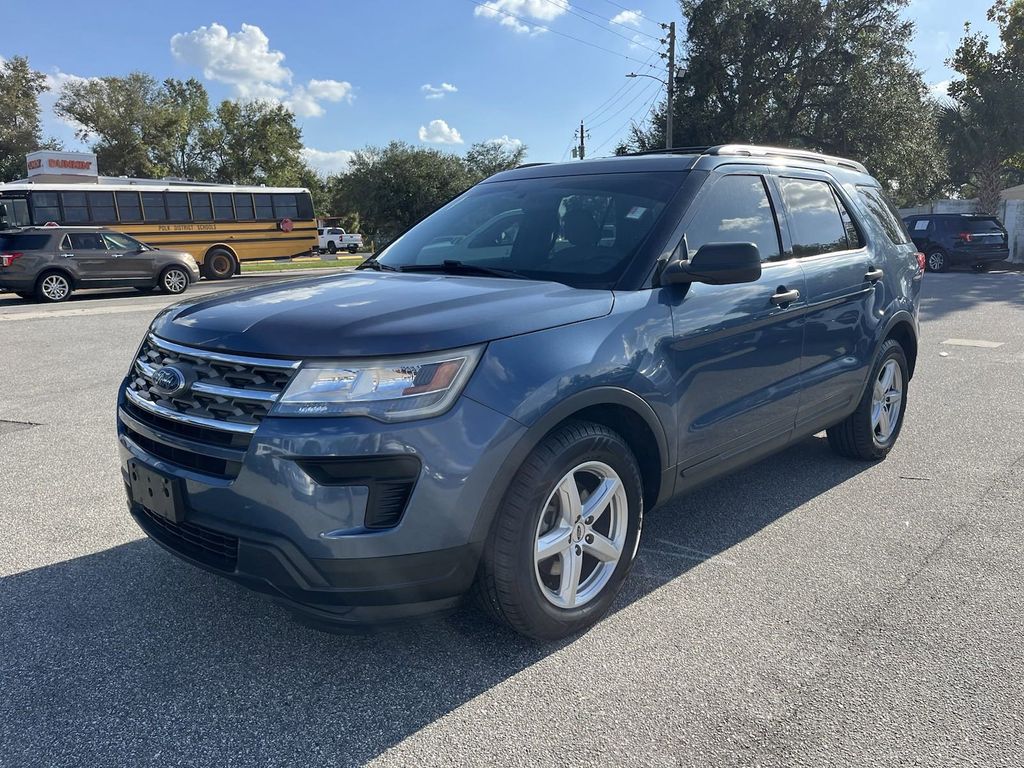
[151, 271, 614, 358]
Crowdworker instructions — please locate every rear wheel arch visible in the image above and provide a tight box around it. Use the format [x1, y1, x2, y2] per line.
[882, 316, 918, 379]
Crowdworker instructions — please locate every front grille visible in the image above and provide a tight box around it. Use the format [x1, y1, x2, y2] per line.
[136, 504, 239, 572]
[121, 335, 300, 478]
[127, 335, 299, 428]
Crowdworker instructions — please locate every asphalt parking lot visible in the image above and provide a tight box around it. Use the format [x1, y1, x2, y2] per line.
[1, 269, 1022, 767]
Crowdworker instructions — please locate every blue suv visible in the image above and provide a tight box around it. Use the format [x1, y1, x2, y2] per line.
[117, 145, 923, 640]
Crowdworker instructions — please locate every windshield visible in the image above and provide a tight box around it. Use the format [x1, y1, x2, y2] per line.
[374, 172, 683, 289]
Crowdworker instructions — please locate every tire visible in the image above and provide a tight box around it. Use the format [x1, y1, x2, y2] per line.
[202, 248, 236, 280]
[159, 266, 190, 295]
[926, 248, 948, 273]
[35, 271, 72, 303]
[347, 244, 358, 254]
[327, 241, 337, 255]
[827, 339, 909, 461]
[474, 420, 644, 641]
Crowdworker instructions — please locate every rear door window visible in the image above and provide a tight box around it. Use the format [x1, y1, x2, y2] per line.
[779, 178, 850, 257]
[684, 174, 781, 261]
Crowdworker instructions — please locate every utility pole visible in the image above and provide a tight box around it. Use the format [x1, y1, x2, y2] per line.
[663, 21, 676, 149]
[572, 119, 589, 160]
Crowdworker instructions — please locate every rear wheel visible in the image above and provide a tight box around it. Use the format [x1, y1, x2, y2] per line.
[159, 266, 190, 295]
[827, 339, 909, 461]
[202, 248, 236, 280]
[347, 244, 358, 254]
[926, 248, 949, 273]
[35, 271, 72, 303]
[474, 421, 644, 641]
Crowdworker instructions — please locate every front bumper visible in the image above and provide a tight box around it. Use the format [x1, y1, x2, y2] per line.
[117, 386, 525, 624]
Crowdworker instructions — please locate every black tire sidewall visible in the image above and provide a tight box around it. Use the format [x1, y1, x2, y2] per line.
[203, 250, 235, 280]
[498, 425, 644, 639]
[327, 242, 337, 254]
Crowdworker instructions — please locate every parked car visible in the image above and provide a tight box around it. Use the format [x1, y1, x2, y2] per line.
[117, 145, 922, 640]
[0, 226, 199, 302]
[317, 227, 363, 254]
[902, 213, 1009, 272]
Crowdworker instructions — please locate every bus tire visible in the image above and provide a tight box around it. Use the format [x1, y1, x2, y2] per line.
[347, 244, 358, 254]
[203, 248, 237, 280]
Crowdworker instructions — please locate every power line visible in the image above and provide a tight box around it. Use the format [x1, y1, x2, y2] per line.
[568, 3, 663, 40]
[588, 78, 661, 132]
[465, 0, 659, 67]
[589, 84, 662, 155]
[535, 0, 663, 48]
[580, 48, 661, 123]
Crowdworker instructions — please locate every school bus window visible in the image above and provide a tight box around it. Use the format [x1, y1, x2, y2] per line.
[213, 193, 234, 221]
[61, 191, 89, 223]
[233, 193, 255, 221]
[30, 192, 60, 224]
[297, 193, 314, 219]
[116, 191, 142, 222]
[273, 193, 298, 219]
[166, 192, 190, 222]
[142, 192, 167, 222]
[190, 192, 213, 221]
[254, 193, 274, 220]
[87, 191, 115, 224]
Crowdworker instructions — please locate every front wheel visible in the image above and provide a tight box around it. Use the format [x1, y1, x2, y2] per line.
[474, 421, 644, 641]
[347, 244, 359, 254]
[159, 266, 190, 295]
[827, 339, 909, 461]
[327, 241, 338, 255]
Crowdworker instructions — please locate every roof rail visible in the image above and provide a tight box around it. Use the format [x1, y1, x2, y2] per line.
[706, 144, 868, 173]
[627, 147, 712, 157]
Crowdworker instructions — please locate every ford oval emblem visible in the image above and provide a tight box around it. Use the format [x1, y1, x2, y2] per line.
[152, 366, 188, 397]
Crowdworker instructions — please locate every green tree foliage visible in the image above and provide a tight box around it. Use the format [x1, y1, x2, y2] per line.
[55, 72, 171, 178]
[623, 0, 946, 206]
[152, 78, 215, 180]
[0, 56, 60, 182]
[463, 140, 527, 182]
[208, 100, 306, 186]
[942, 0, 1024, 213]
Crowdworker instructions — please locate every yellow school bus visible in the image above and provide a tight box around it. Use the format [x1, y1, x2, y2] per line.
[0, 180, 317, 279]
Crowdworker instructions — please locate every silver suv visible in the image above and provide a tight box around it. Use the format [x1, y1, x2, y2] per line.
[0, 226, 200, 303]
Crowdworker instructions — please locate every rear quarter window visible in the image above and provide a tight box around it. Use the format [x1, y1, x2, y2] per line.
[0, 234, 52, 251]
[856, 186, 912, 245]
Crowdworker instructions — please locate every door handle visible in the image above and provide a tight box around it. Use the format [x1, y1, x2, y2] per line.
[864, 266, 884, 282]
[770, 287, 800, 307]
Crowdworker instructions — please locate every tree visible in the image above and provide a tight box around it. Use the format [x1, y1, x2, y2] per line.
[942, 0, 1024, 213]
[331, 141, 472, 243]
[464, 140, 527, 182]
[208, 100, 305, 186]
[0, 56, 60, 182]
[624, 0, 946, 206]
[152, 78, 215, 180]
[55, 72, 172, 178]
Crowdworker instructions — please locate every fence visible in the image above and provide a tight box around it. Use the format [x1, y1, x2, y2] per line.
[899, 198, 1024, 263]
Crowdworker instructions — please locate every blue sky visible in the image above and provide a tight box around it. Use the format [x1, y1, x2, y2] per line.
[0, 0, 1001, 175]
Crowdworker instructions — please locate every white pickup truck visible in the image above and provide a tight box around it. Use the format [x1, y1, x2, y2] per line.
[317, 227, 363, 254]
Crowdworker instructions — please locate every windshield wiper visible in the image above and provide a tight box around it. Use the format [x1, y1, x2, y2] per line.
[356, 256, 400, 272]
[398, 260, 525, 280]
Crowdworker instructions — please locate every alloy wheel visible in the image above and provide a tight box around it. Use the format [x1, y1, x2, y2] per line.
[534, 461, 628, 609]
[927, 252, 945, 272]
[871, 359, 903, 445]
[41, 275, 69, 301]
[164, 269, 188, 293]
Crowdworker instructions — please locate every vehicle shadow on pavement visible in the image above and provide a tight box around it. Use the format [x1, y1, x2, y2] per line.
[0, 435, 868, 767]
[919, 269, 1024, 322]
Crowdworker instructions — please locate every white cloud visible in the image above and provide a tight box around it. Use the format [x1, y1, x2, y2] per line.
[611, 9, 643, 26]
[487, 134, 523, 150]
[419, 118, 464, 144]
[929, 79, 951, 98]
[421, 82, 458, 100]
[474, 0, 569, 34]
[285, 79, 353, 117]
[171, 23, 353, 117]
[301, 147, 355, 175]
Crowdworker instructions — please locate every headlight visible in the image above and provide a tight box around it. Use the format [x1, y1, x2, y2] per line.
[272, 346, 483, 422]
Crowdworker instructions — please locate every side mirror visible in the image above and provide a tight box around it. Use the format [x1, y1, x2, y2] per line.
[660, 242, 762, 286]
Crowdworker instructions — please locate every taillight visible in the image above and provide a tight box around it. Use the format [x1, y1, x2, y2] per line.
[915, 252, 926, 272]
[957, 231, 974, 243]
[0, 252, 22, 267]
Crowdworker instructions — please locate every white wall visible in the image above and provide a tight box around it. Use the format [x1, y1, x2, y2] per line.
[899, 198, 1024, 263]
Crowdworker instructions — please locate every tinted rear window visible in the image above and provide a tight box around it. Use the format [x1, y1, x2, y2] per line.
[962, 217, 1004, 233]
[0, 234, 51, 251]
[857, 186, 912, 244]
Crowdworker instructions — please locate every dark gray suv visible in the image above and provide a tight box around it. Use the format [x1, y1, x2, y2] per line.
[0, 226, 199, 302]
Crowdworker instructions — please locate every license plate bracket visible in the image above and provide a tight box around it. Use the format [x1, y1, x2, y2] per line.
[128, 459, 184, 523]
